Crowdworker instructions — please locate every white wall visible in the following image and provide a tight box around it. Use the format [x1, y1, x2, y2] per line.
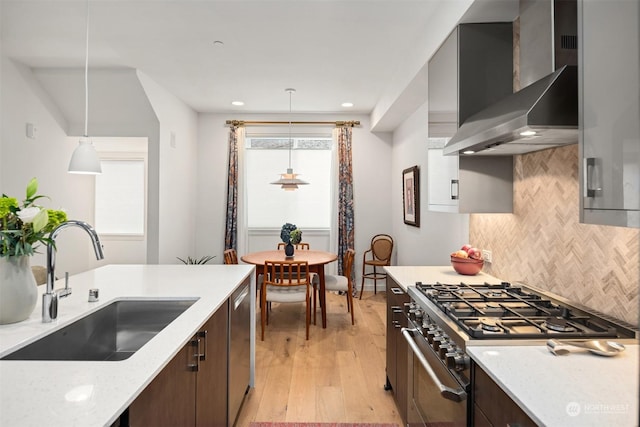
[0, 58, 108, 274]
[0, 57, 200, 275]
[391, 102, 470, 266]
[2, 54, 466, 284]
[371, 0, 474, 131]
[138, 72, 199, 264]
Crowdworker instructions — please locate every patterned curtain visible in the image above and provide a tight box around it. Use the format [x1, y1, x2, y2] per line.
[337, 126, 355, 283]
[224, 125, 240, 250]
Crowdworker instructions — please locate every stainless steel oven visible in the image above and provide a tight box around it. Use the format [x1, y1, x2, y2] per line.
[401, 281, 637, 427]
[403, 315, 470, 427]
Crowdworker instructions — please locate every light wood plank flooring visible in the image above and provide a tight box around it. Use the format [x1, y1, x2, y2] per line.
[234, 290, 402, 426]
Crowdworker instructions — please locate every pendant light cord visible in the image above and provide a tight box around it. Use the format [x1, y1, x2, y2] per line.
[84, 0, 89, 138]
[288, 89, 292, 169]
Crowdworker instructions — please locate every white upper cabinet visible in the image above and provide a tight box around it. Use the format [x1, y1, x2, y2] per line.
[427, 24, 514, 214]
[579, 0, 640, 228]
[427, 139, 459, 212]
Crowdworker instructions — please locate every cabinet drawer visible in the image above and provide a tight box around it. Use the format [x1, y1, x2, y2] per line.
[473, 364, 536, 427]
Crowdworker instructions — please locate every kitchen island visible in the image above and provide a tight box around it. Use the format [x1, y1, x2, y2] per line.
[0, 264, 255, 427]
[384, 265, 639, 427]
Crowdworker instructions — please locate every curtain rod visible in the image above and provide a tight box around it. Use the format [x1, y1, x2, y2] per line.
[226, 120, 360, 127]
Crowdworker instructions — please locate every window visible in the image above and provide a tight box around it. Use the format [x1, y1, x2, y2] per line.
[95, 159, 146, 235]
[245, 136, 333, 228]
[93, 138, 148, 237]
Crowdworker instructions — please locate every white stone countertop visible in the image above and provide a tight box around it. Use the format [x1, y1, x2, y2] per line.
[0, 264, 255, 427]
[384, 265, 503, 291]
[468, 344, 639, 426]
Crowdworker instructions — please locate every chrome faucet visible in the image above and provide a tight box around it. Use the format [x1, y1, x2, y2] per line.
[43, 220, 104, 323]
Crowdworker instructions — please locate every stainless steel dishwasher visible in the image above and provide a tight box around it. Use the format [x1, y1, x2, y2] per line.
[228, 279, 251, 425]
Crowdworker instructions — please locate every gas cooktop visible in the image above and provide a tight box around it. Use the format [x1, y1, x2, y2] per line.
[413, 281, 638, 341]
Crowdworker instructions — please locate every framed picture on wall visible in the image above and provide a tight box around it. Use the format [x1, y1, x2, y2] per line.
[403, 165, 420, 227]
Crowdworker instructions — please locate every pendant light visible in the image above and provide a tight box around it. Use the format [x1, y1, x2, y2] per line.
[271, 88, 308, 191]
[68, 0, 101, 174]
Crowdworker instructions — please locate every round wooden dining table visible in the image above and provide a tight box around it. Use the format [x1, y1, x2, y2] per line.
[240, 250, 338, 328]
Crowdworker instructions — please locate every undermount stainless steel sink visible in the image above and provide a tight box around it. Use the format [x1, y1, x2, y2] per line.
[1, 299, 198, 361]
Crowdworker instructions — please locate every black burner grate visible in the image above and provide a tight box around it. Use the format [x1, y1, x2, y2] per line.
[414, 281, 625, 340]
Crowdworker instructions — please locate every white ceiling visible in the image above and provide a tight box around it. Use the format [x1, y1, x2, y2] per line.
[1, 0, 518, 129]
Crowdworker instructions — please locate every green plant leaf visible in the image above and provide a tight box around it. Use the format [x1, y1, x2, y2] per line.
[290, 229, 302, 244]
[26, 177, 38, 199]
[31, 209, 48, 233]
[176, 255, 215, 265]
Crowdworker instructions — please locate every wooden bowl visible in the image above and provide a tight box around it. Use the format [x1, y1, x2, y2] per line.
[451, 256, 484, 275]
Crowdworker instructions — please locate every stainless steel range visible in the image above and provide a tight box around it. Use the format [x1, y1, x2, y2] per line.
[401, 280, 638, 427]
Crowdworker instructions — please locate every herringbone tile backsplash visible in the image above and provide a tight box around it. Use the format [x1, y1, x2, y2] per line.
[471, 145, 639, 326]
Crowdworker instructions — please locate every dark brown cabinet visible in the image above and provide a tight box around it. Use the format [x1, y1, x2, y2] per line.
[472, 362, 536, 427]
[385, 277, 410, 424]
[128, 302, 229, 427]
[196, 302, 229, 426]
[128, 337, 198, 426]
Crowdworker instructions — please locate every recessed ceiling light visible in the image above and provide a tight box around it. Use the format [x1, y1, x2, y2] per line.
[520, 130, 536, 136]
[463, 150, 475, 155]
[341, 102, 354, 108]
[231, 101, 244, 106]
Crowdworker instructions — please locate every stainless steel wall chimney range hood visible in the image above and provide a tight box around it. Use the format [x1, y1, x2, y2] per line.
[443, 65, 578, 156]
[444, 0, 578, 156]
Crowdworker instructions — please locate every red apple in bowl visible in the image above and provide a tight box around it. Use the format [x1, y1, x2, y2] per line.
[467, 247, 482, 260]
[461, 244, 472, 252]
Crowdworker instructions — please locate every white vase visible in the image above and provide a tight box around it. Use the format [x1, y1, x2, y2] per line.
[0, 256, 38, 324]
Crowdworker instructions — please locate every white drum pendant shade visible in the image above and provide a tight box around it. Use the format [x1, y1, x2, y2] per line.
[68, 0, 101, 175]
[68, 137, 102, 174]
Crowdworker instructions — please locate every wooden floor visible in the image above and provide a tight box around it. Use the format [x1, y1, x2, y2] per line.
[234, 290, 403, 426]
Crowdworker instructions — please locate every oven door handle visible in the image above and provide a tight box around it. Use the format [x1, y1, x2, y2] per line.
[402, 327, 468, 403]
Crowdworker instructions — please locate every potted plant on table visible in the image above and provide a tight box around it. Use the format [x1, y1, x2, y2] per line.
[280, 222, 302, 257]
[0, 178, 67, 324]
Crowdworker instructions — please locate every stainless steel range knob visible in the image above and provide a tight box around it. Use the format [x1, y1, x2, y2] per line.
[439, 343, 453, 358]
[432, 336, 447, 350]
[426, 329, 439, 343]
[446, 353, 470, 372]
[445, 352, 458, 370]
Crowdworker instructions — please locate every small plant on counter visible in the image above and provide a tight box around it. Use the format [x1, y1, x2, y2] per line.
[177, 255, 216, 265]
[0, 178, 67, 257]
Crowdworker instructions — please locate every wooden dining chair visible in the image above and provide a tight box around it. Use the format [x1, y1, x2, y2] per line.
[360, 234, 393, 299]
[261, 260, 312, 340]
[31, 266, 47, 286]
[225, 248, 265, 297]
[312, 249, 355, 325]
[277, 242, 310, 250]
[277, 242, 314, 285]
[223, 248, 238, 264]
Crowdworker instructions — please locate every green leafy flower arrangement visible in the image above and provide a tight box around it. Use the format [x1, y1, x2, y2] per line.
[280, 223, 302, 244]
[0, 178, 67, 257]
